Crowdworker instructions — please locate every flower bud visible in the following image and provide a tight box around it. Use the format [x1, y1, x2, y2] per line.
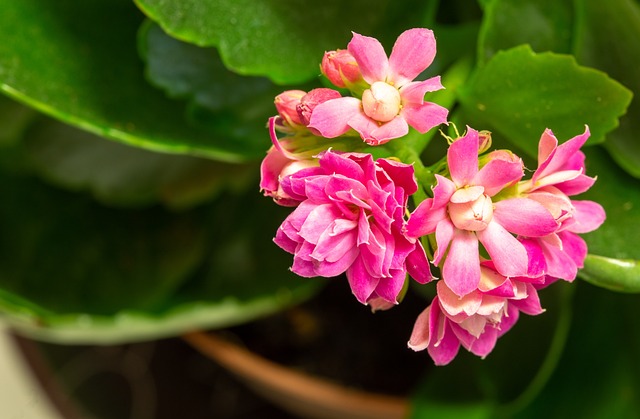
[274, 90, 306, 128]
[296, 88, 342, 129]
[478, 130, 492, 154]
[321, 49, 363, 89]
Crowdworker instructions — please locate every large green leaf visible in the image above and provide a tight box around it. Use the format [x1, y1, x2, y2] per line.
[574, 0, 640, 178]
[134, 0, 395, 84]
[0, 169, 321, 344]
[478, 0, 574, 65]
[578, 148, 640, 292]
[458, 45, 632, 157]
[23, 116, 254, 209]
[0, 0, 267, 162]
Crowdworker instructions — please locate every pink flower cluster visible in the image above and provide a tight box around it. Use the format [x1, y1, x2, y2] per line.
[259, 27, 605, 366]
[406, 127, 605, 364]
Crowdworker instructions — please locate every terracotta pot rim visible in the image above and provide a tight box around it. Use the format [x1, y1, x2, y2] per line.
[183, 331, 409, 419]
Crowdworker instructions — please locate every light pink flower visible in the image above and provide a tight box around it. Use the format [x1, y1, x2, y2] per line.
[273, 150, 433, 305]
[408, 264, 544, 365]
[309, 28, 448, 146]
[517, 127, 606, 282]
[406, 128, 559, 297]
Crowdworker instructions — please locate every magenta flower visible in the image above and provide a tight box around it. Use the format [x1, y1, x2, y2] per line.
[273, 150, 433, 305]
[406, 128, 559, 297]
[309, 28, 448, 145]
[408, 264, 544, 365]
[518, 127, 606, 281]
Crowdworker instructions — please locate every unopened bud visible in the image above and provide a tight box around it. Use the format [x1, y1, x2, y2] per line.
[321, 49, 363, 89]
[478, 130, 492, 154]
[274, 90, 306, 128]
[296, 88, 342, 127]
[361, 82, 401, 122]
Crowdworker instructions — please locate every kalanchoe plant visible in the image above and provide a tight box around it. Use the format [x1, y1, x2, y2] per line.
[261, 28, 606, 365]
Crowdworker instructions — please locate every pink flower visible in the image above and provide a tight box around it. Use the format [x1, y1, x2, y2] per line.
[406, 128, 559, 297]
[309, 28, 448, 146]
[408, 264, 544, 365]
[273, 150, 433, 305]
[517, 126, 606, 281]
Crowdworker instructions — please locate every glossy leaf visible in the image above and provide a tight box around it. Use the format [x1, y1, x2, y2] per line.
[478, 0, 574, 65]
[574, 0, 640, 178]
[578, 148, 640, 292]
[0, 0, 267, 162]
[458, 45, 632, 157]
[23, 116, 254, 209]
[134, 0, 392, 84]
[0, 169, 321, 344]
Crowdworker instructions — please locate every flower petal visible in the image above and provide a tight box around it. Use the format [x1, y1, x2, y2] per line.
[406, 242, 434, 284]
[349, 113, 409, 145]
[399, 77, 444, 103]
[448, 128, 479, 187]
[568, 200, 606, 233]
[308, 97, 362, 138]
[347, 256, 380, 303]
[477, 222, 528, 277]
[493, 198, 559, 237]
[347, 32, 389, 84]
[400, 101, 448, 134]
[388, 28, 437, 87]
[406, 198, 445, 237]
[472, 158, 524, 196]
[443, 229, 480, 296]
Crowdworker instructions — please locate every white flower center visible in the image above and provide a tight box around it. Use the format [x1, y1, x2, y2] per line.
[361, 81, 401, 122]
[448, 194, 494, 232]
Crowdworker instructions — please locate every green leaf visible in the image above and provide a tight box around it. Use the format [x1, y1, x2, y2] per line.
[0, 0, 267, 162]
[574, 0, 640, 177]
[478, 0, 574, 65]
[0, 173, 208, 317]
[458, 45, 632, 157]
[578, 148, 640, 292]
[23, 116, 254, 209]
[139, 20, 278, 113]
[0, 169, 321, 344]
[133, 0, 393, 84]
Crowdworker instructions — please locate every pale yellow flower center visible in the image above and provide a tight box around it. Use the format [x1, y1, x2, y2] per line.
[361, 81, 401, 122]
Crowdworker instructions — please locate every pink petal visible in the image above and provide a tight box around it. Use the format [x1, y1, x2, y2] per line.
[373, 269, 406, 303]
[347, 32, 389, 84]
[512, 284, 544, 316]
[443, 230, 481, 297]
[433, 219, 454, 266]
[477, 222, 528, 277]
[558, 231, 588, 269]
[539, 236, 578, 281]
[568, 200, 606, 233]
[537, 129, 558, 169]
[519, 237, 547, 278]
[349, 113, 409, 145]
[431, 175, 457, 208]
[400, 101, 448, 134]
[376, 158, 418, 196]
[467, 326, 499, 358]
[347, 256, 380, 304]
[437, 280, 482, 317]
[472, 158, 524, 196]
[450, 185, 485, 204]
[399, 77, 444, 104]
[428, 322, 461, 366]
[493, 198, 559, 237]
[308, 97, 362, 138]
[447, 128, 479, 187]
[535, 126, 590, 183]
[406, 242, 434, 284]
[388, 28, 437, 87]
[408, 305, 433, 352]
[556, 174, 596, 196]
[319, 150, 367, 182]
[406, 198, 447, 237]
